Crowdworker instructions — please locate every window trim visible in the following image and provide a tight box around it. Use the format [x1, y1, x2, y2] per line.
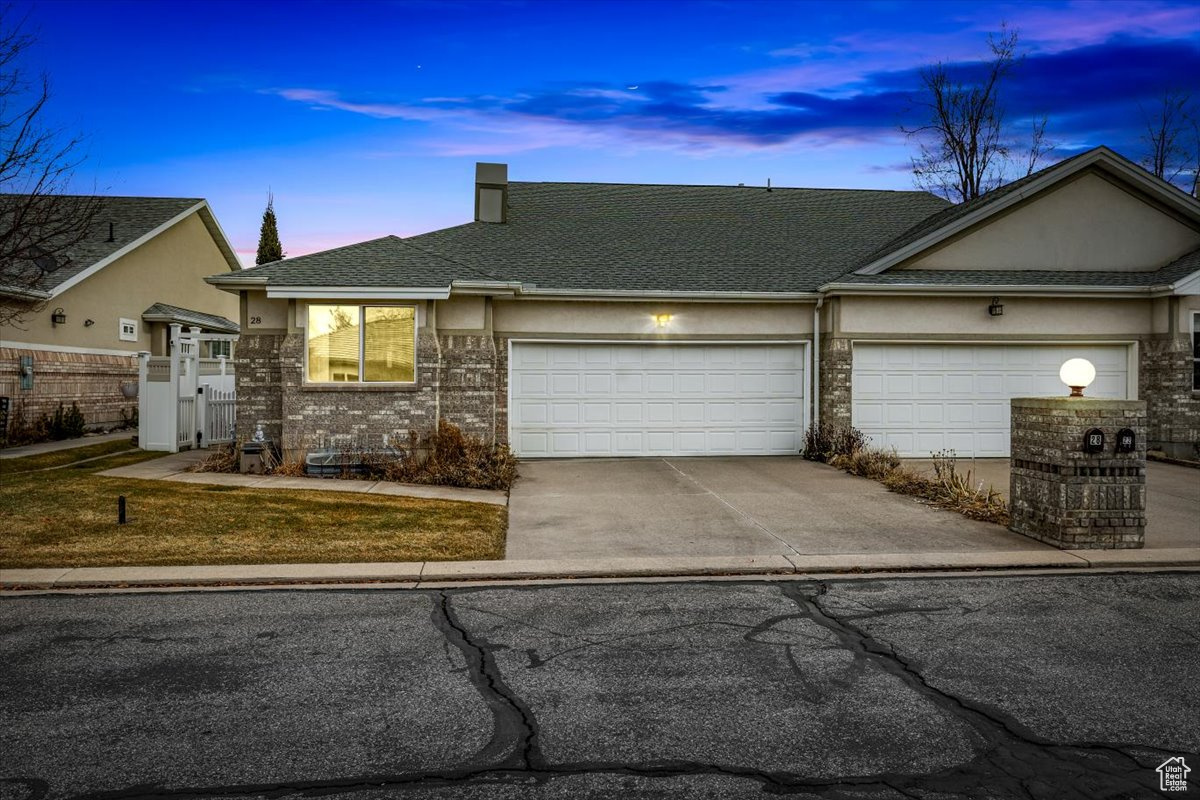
[118, 317, 138, 342]
[304, 303, 418, 386]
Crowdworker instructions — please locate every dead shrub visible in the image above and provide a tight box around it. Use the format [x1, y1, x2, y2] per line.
[375, 420, 518, 490]
[189, 443, 239, 473]
[830, 446, 901, 480]
[802, 422, 868, 462]
[880, 449, 1009, 525]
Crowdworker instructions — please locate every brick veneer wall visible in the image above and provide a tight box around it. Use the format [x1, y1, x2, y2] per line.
[233, 334, 285, 443]
[1139, 333, 1200, 459]
[0, 347, 138, 429]
[819, 337, 852, 426]
[236, 329, 509, 460]
[1009, 397, 1146, 549]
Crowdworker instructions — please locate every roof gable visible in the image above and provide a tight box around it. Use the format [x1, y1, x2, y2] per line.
[0, 195, 241, 299]
[855, 147, 1200, 277]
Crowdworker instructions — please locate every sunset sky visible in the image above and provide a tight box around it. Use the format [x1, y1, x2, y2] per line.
[23, 0, 1200, 265]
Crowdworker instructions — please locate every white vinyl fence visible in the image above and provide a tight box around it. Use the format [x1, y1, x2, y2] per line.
[138, 324, 238, 452]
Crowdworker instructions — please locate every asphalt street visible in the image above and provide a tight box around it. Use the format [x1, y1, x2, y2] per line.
[1, 573, 1197, 799]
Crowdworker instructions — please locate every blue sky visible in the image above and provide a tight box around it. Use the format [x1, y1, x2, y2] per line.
[22, 0, 1200, 264]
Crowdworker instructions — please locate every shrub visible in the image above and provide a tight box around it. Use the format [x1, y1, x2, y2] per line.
[373, 420, 518, 490]
[801, 422, 867, 462]
[118, 406, 138, 430]
[3, 400, 49, 447]
[190, 442, 239, 473]
[830, 446, 901, 480]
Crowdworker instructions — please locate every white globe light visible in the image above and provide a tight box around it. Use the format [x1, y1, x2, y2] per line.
[1059, 358, 1096, 397]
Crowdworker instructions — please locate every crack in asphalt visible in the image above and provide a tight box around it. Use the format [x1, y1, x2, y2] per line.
[7, 580, 1196, 800]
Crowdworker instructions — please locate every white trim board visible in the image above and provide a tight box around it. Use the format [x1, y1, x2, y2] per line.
[0, 340, 142, 358]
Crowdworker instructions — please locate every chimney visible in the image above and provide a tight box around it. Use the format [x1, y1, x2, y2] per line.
[475, 162, 508, 223]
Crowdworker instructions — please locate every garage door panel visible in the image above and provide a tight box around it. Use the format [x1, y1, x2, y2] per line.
[511, 343, 806, 457]
[853, 343, 1129, 457]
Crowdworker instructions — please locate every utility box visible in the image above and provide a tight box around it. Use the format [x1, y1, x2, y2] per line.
[240, 441, 266, 474]
[1009, 397, 1147, 549]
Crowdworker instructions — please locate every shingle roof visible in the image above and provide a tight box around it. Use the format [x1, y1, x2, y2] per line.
[403, 182, 950, 293]
[224, 235, 488, 287]
[142, 302, 240, 334]
[829, 246, 1200, 289]
[0, 195, 206, 293]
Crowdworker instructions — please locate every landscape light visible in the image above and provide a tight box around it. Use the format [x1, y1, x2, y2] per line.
[1059, 358, 1096, 398]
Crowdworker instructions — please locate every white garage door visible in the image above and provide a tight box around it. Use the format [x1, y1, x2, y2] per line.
[510, 342, 806, 457]
[852, 343, 1129, 457]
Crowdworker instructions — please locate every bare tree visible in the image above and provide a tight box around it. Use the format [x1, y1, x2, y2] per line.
[1140, 88, 1198, 196]
[903, 26, 1052, 203]
[0, 8, 100, 327]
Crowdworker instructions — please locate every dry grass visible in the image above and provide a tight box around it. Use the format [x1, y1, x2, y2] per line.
[0, 449, 507, 569]
[881, 451, 1010, 525]
[0, 438, 137, 472]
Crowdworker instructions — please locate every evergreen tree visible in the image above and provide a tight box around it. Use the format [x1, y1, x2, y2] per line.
[255, 193, 285, 266]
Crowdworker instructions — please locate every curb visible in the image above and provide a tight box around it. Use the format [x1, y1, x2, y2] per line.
[3, 548, 1199, 591]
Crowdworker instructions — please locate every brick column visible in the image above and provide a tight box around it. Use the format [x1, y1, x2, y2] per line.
[1009, 397, 1147, 550]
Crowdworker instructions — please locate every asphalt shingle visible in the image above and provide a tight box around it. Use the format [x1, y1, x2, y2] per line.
[0, 195, 205, 293]
[141, 302, 240, 333]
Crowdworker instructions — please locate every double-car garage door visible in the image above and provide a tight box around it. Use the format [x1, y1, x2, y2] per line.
[509, 340, 1130, 459]
[852, 343, 1130, 457]
[510, 342, 806, 457]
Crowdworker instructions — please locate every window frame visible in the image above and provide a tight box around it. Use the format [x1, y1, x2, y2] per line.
[119, 317, 138, 342]
[304, 303, 419, 386]
[1192, 311, 1199, 392]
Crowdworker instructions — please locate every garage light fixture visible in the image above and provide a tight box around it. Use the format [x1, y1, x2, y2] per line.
[654, 313, 673, 328]
[988, 297, 1004, 316]
[50, 307, 66, 326]
[1059, 358, 1096, 398]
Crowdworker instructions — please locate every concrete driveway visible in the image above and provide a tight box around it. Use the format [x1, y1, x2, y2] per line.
[902, 458, 1198, 548]
[507, 457, 1044, 560]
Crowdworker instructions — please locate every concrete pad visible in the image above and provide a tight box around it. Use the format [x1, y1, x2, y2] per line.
[250, 475, 376, 493]
[1067, 547, 1200, 568]
[787, 550, 1088, 574]
[508, 456, 1051, 562]
[50, 562, 424, 587]
[1146, 462, 1200, 548]
[420, 555, 796, 581]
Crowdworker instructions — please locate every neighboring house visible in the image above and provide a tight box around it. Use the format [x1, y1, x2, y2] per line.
[207, 147, 1200, 461]
[0, 196, 241, 429]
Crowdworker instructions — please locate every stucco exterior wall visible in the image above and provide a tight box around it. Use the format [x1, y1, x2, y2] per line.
[0, 212, 238, 353]
[904, 172, 1200, 271]
[837, 295, 1152, 338]
[493, 300, 814, 338]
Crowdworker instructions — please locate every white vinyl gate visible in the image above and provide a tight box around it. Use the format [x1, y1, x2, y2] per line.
[139, 324, 238, 452]
[851, 342, 1130, 457]
[509, 341, 807, 457]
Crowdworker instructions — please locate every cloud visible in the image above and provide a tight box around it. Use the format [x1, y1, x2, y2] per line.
[268, 36, 1199, 158]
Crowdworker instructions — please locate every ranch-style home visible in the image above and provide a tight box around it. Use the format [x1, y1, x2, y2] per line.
[208, 146, 1200, 462]
[0, 196, 241, 428]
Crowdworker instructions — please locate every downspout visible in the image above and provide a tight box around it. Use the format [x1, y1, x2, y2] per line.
[812, 295, 825, 431]
[429, 299, 441, 429]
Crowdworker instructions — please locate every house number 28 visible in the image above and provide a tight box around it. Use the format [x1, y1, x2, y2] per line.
[1083, 428, 1105, 454]
[249, 316, 262, 325]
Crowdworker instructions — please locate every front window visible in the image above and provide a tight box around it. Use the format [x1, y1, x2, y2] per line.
[207, 340, 232, 358]
[306, 304, 416, 383]
[1193, 312, 1199, 391]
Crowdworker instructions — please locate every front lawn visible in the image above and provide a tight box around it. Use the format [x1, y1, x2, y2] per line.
[0, 449, 507, 569]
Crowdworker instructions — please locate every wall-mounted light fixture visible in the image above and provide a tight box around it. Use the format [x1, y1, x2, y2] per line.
[1059, 358, 1096, 398]
[84, 318, 95, 327]
[654, 313, 673, 328]
[50, 307, 66, 326]
[988, 296, 1004, 316]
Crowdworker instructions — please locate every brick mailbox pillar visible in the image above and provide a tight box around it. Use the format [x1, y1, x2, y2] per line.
[1009, 397, 1147, 549]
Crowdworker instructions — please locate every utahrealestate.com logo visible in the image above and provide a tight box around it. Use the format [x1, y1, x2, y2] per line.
[1158, 757, 1191, 792]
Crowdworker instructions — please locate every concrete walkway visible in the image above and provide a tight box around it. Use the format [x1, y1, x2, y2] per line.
[0, 431, 132, 460]
[97, 450, 508, 506]
[4, 547, 1200, 590]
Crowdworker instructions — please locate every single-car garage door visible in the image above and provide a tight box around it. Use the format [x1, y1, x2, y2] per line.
[510, 342, 806, 457]
[852, 343, 1130, 457]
